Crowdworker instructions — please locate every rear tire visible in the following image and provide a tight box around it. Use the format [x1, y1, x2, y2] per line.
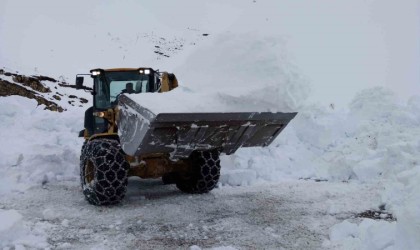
[80, 139, 129, 205]
[176, 150, 221, 194]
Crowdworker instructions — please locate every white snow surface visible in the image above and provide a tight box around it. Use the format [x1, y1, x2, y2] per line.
[127, 32, 309, 114]
[1, 0, 419, 249]
[0, 96, 85, 195]
[126, 84, 300, 114]
[0, 209, 49, 248]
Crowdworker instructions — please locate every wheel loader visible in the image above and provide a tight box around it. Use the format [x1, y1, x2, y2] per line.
[76, 67, 297, 205]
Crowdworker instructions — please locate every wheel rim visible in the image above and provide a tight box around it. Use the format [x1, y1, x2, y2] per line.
[84, 160, 95, 187]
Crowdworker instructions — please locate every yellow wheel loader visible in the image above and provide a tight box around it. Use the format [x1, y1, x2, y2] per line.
[76, 68, 297, 205]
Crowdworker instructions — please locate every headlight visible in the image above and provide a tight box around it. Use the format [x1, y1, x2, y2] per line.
[93, 111, 105, 118]
[139, 69, 151, 74]
[91, 71, 101, 76]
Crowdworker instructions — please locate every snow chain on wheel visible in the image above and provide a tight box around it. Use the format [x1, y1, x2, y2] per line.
[80, 139, 129, 205]
[176, 150, 221, 194]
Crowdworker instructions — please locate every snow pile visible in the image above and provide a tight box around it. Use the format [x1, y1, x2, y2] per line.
[173, 33, 310, 111]
[220, 87, 420, 249]
[324, 219, 396, 250]
[128, 83, 297, 114]
[222, 87, 420, 184]
[0, 96, 85, 194]
[383, 163, 420, 249]
[132, 32, 309, 114]
[0, 209, 49, 249]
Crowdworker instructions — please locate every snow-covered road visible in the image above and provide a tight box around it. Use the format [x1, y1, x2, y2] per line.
[1, 179, 382, 249]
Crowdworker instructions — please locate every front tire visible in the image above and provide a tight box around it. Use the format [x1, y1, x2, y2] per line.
[80, 139, 129, 205]
[176, 150, 221, 194]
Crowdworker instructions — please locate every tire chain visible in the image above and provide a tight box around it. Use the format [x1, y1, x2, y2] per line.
[80, 139, 129, 205]
[176, 150, 221, 194]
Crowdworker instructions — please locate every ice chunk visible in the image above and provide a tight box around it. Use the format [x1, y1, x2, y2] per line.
[329, 220, 359, 241]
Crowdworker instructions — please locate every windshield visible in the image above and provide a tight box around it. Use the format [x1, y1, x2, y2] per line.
[94, 71, 155, 109]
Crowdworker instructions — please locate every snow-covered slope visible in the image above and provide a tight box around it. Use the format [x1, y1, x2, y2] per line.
[0, 0, 419, 249]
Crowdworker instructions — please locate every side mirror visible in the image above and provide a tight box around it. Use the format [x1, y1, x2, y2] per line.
[76, 76, 84, 89]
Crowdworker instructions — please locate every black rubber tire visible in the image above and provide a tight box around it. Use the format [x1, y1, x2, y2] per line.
[80, 139, 129, 205]
[162, 172, 178, 185]
[176, 150, 221, 194]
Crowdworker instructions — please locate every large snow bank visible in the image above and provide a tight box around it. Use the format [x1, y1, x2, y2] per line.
[0, 96, 85, 194]
[221, 87, 420, 249]
[221, 87, 420, 184]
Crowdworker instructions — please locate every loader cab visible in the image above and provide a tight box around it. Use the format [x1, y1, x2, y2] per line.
[78, 68, 160, 138]
[91, 68, 160, 110]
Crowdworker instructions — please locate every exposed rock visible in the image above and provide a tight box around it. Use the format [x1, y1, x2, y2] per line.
[0, 68, 89, 112]
[33, 75, 58, 83]
[356, 210, 395, 221]
[0, 80, 63, 112]
[53, 95, 61, 101]
[12, 75, 51, 93]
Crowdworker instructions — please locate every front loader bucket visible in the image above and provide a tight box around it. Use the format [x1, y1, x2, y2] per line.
[118, 95, 297, 160]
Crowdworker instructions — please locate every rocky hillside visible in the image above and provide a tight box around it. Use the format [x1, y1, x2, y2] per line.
[0, 67, 90, 112]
